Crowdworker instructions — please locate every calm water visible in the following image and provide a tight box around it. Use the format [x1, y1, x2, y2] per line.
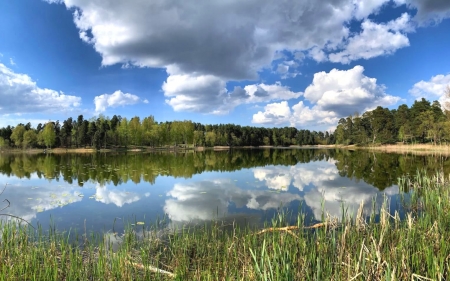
[0, 149, 447, 234]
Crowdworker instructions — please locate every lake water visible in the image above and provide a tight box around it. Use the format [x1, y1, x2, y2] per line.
[0, 149, 447, 234]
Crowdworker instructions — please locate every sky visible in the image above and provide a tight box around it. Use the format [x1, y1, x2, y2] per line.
[0, 0, 449, 131]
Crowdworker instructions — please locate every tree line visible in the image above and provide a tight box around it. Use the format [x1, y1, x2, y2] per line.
[333, 85, 450, 145]
[334, 98, 450, 145]
[0, 115, 333, 150]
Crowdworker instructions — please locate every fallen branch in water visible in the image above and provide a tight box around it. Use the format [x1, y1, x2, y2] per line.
[255, 222, 329, 235]
[0, 184, 35, 229]
[254, 219, 341, 238]
[125, 255, 176, 278]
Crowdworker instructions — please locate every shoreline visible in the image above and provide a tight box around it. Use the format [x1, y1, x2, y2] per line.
[2, 143, 450, 155]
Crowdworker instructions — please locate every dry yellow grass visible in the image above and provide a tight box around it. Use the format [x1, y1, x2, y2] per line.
[360, 143, 450, 155]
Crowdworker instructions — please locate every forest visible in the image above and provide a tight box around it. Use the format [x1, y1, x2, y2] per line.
[0, 97, 448, 149]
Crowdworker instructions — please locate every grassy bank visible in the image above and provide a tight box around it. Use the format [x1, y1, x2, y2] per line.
[1, 170, 450, 280]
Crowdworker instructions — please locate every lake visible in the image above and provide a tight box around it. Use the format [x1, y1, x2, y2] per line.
[0, 149, 447, 235]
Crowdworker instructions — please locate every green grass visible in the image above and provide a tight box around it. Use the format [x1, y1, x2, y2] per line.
[1, 170, 450, 280]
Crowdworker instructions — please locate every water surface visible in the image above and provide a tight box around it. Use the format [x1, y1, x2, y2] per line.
[0, 149, 447, 234]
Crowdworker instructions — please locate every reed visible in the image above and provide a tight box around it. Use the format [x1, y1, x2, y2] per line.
[1, 170, 449, 280]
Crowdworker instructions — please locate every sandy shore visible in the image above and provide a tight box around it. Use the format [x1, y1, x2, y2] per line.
[356, 143, 450, 155]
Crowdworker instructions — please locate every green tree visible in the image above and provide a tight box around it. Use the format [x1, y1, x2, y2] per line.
[416, 110, 434, 144]
[170, 121, 183, 147]
[205, 131, 216, 147]
[394, 104, 411, 142]
[193, 130, 205, 147]
[23, 130, 37, 148]
[371, 106, 395, 144]
[182, 120, 194, 146]
[60, 117, 73, 148]
[42, 122, 56, 149]
[335, 124, 345, 144]
[129, 117, 142, 146]
[10, 125, 26, 148]
[410, 98, 432, 142]
[87, 121, 97, 147]
[118, 118, 130, 147]
[142, 116, 155, 146]
[0, 137, 6, 149]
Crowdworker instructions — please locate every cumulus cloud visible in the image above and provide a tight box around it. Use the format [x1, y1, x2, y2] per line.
[164, 179, 301, 222]
[164, 75, 301, 114]
[252, 66, 400, 128]
[290, 101, 340, 128]
[94, 184, 141, 207]
[163, 74, 228, 114]
[253, 167, 291, 191]
[253, 160, 399, 221]
[303, 65, 399, 113]
[253, 160, 338, 192]
[44, 0, 449, 79]
[308, 46, 327, 63]
[94, 90, 144, 113]
[252, 101, 292, 125]
[304, 181, 399, 221]
[329, 13, 412, 64]
[51, 0, 354, 80]
[409, 74, 450, 103]
[0, 63, 81, 115]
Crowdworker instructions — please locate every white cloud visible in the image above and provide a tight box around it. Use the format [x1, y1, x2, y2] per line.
[0, 63, 81, 115]
[290, 101, 340, 127]
[308, 46, 327, 63]
[9, 58, 15, 66]
[329, 13, 412, 64]
[252, 101, 292, 125]
[253, 160, 399, 221]
[304, 183, 399, 221]
[94, 90, 144, 113]
[163, 74, 228, 113]
[94, 184, 141, 207]
[409, 74, 450, 104]
[304, 65, 399, 113]
[164, 73, 301, 114]
[252, 66, 400, 128]
[353, 0, 390, 19]
[238, 82, 301, 104]
[164, 179, 301, 222]
[253, 167, 291, 191]
[53, 0, 355, 80]
[253, 160, 338, 192]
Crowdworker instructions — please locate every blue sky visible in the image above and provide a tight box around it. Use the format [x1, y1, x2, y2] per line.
[0, 0, 449, 131]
